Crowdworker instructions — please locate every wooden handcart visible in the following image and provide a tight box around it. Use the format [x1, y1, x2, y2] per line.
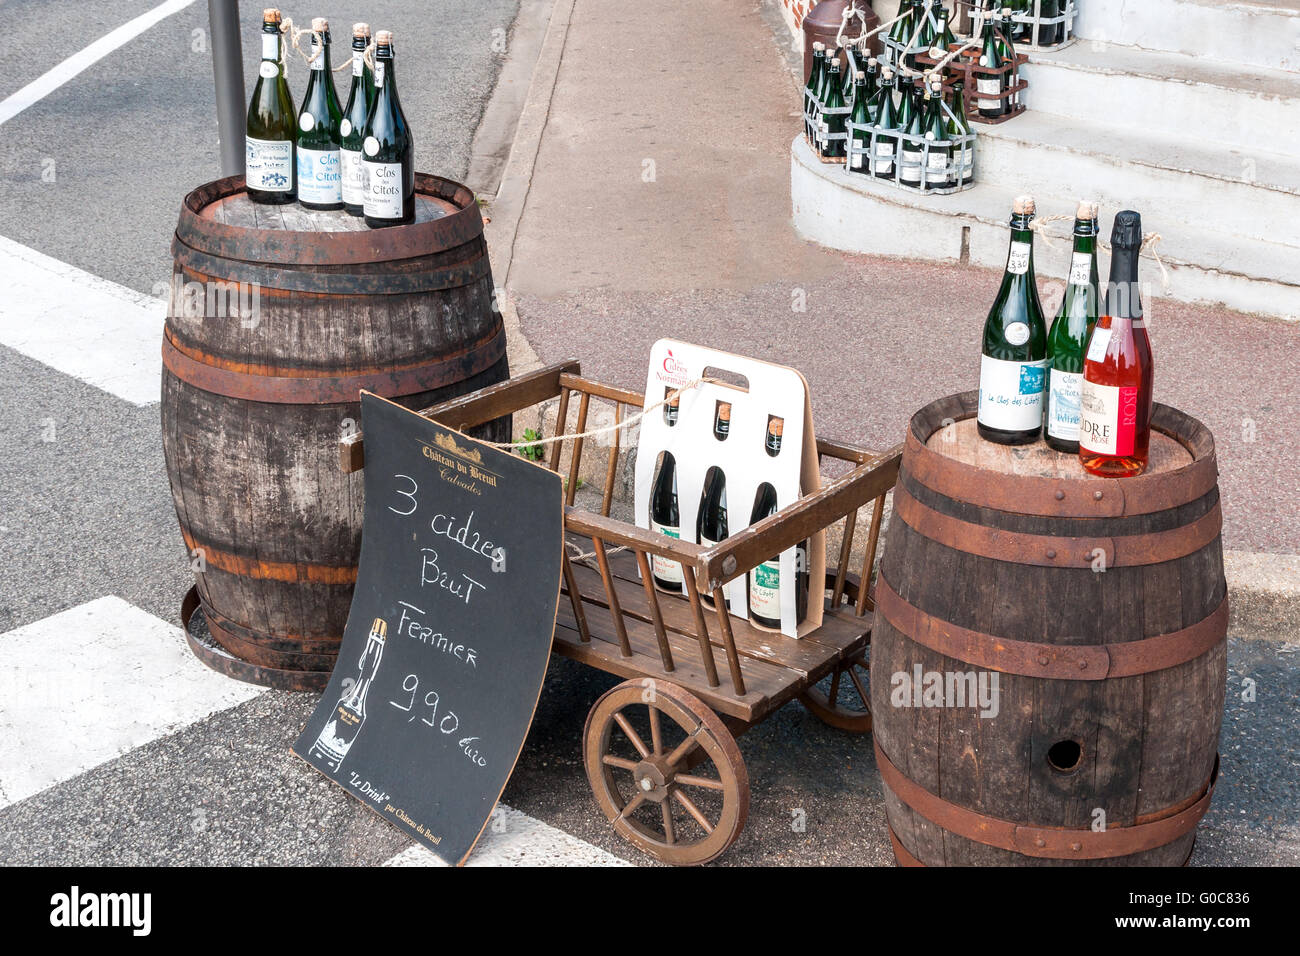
[341, 360, 901, 865]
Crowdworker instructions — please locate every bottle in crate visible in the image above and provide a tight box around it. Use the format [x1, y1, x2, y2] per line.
[921, 75, 951, 190]
[747, 419, 808, 630]
[897, 78, 925, 188]
[947, 79, 975, 186]
[649, 451, 682, 593]
[821, 57, 847, 158]
[934, 6, 958, 52]
[976, 8, 1008, 119]
[871, 68, 901, 180]
[847, 69, 872, 173]
[805, 42, 826, 144]
[698, 403, 731, 609]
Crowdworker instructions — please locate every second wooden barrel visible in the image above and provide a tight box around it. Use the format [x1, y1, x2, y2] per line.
[869, 393, 1226, 866]
[162, 174, 511, 691]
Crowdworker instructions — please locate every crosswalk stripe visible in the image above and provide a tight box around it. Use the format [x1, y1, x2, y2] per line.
[0, 597, 628, 865]
[383, 805, 629, 867]
[0, 236, 164, 406]
[0, 597, 264, 809]
[0, 0, 198, 127]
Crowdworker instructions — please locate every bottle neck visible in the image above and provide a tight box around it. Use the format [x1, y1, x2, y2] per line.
[310, 36, 331, 71]
[1105, 246, 1143, 321]
[261, 26, 281, 62]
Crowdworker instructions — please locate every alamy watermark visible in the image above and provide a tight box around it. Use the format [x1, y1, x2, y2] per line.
[890, 665, 1000, 718]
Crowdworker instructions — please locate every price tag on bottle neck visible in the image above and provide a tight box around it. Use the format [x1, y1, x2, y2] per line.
[1007, 241, 1031, 275]
[262, 33, 278, 61]
[311, 42, 324, 69]
[1069, 252, 1091, 287]
[353, 52, 364, 77]
[375, 62, 385, 87]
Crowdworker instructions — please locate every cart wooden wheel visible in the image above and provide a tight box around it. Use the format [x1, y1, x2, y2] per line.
[584, 679, 749, 866]
[800, 648, 872, 733]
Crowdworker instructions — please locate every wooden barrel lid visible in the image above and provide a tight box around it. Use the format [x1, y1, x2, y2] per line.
[904, 391, 1219, 517]
[174, 173, 485, 266]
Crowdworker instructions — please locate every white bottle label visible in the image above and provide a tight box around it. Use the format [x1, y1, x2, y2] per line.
[901, 144, 923, 183]
[262, 34, 278, 61]
[374, 62, 385, 87]
[341, 147, 365, 205]
[311, 42, 324, 69]
[978, 354, 1048, 431]
[649, 521, 683, 585]
[1005, 321, 1031, 346]
[1079, 380, 1140, 457]
[977, 76, 1001, 110]
[259, 61, 278, 79]
[749, 560, 781, 622]
[1069, 252, 1092, 287]
[353, 53, 364, 77]
[297, 147, 341, 204]
[851, 150, 865, 170]
[1086, 325, 1113, 363]
[1047, 368, 1082, 441]
[245, 137, 293, 192]
[299, 112, 315, 132]
[872, 141, 895, 174]
[340, 118, 352, 137]
[926, 149, 949, 184]
[364, 161, 405, 218]
[1006, 241, 1031, 275]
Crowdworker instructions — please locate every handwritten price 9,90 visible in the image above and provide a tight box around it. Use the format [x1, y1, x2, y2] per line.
[389, 674, 487, 768]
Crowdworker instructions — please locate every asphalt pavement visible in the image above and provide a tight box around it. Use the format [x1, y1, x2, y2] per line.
[0, 0, 1296, 869]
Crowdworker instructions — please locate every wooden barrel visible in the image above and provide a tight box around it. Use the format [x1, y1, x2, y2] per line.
[162, 174, 511, 691]
[869, 392, 1226, 866]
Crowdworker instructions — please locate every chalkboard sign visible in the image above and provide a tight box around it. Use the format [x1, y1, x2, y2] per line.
[292, 391, 563, 865]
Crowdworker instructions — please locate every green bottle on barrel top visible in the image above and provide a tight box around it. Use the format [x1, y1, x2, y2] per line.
[977, 195, 1048, 445]
[871, 68, 900, 180]
[649, 452, 682, 593]
[340, 23, 374, 216]
[362, 31, 414, 227]
[245, 8, 296, 204]
[748, 419, 809, 630]
[1045, 201, 1100, 453]
[698, 403, 731, 609]
[295, 18, 343, 210]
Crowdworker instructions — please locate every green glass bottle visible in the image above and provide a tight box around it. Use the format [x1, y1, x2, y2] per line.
[977, 195, 1049, 445]
[245, 8, 296, 204]
[920, 75, 950, 190]
[1008, 0, 1031, 42]
[340, 23, 374, 216]
[935, 8, 958, 51]
[996, 8, 1019, 62]
[649, 451, 682, 593]
[821, 57, 847, 158]
[976, 9, 1006, 119]
[1046, 201, 1101, 453]
[663, 387, 680, 426]
[805, 42, 826, 144]
[863, 56, 880, 108]
[748, 419, 808, 630]
[947, 79, 974, 186]
[1039, 0, 1063, 46]
[888, 0, 917, 49]
[847, 69, 871, 173]
[295, 18, 343, 210]
[898, 80, 924, 188]
[871, 68, 900, 180]
[361, 30, 414, 227]
[698, 403, 731, 609]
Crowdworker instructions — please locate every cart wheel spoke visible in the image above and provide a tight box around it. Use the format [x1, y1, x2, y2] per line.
[601, 754, 638, 771]
[661, 801, 676, 845]
[649, 704, 663, 756]
[800, 649, 873, 734]
[848, 663, 869, 703]
[613, 712, 650, 758]
[673, 789, 714, 835]
[619, 792, 647, 820]
[675, 773, 725, 791]
[828, 668, 843, 707]
[665, 731, 701, 768]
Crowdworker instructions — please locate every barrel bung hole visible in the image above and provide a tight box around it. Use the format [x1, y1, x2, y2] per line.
[1047, 739, 1083, 774]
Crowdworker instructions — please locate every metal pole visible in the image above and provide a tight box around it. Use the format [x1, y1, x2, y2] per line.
[209, 0, 246, 177]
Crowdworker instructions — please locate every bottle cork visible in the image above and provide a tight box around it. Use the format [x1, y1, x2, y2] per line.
[813, 41, 825, 51]
[312, 17, 328, 32]
[375, 29, 393, 45]
[1013, 194, 1036, 216]
[1076, 200, 1099, 220]
[768, 417, 784, 437]
[263, 8, 281, 24]
[353, 22, 370, 37]
[718, 402, 732, 420]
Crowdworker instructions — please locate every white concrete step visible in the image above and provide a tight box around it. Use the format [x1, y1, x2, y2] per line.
[790, 136, 1300, 320]
[975, 112, 1300, 247]
[1019, 42, 1300, 155]
[1072, 0, 1300, 73]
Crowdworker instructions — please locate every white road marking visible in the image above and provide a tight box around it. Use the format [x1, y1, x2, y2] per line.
[0, 236, 164, 406]
[0, 0, 199, 127]
[0, 597, 264, 809]
[384, 805, 630, 867]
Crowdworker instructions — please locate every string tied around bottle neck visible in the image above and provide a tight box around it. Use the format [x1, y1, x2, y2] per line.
[1029, 218, 1173, 294]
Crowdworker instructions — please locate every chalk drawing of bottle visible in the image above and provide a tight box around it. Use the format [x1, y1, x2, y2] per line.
[310, 617, 387, 771]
